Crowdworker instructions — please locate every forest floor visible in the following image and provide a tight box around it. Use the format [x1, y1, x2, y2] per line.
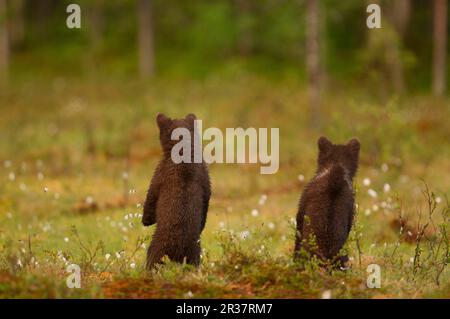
[0, 76, 448, 298]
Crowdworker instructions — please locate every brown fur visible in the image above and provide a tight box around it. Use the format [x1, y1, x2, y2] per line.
[142, 113, 211, 269]
[294, 136, 360, 267]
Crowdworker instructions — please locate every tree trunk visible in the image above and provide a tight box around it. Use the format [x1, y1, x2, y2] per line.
[89, 0, 104, 47]
[235, 0, 253, 56]
[0, 0, 9, 83]
[306, 0, 321, 128]
[433, 0, 448, 96]
[388, 0, 411, 93]
[391, 0, 411, 37]
[138, 0, 155, 78]
[9, 0, 25, 48]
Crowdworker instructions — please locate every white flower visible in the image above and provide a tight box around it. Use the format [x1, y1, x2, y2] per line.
[141, 243, 146, 249]
[258, 194, 267, 206]
[409, 257, 414, 263]
[298, 174, 305, 182]
[383, 183, 391, 193]
[364, 209, 371, 216]
[17, 259, 23, 267]
[240, 230, 250, 240]
[368, 189, 378, 198]
[372, 204, 379, 212]
[251, 209, 259, 217]
[268, 222, 275, 230]
[370, 243, 376, 248]
[381, 163, 389, 172]
[85, 196, 94, 204]
[44, 187, 48, 193]
[115, 252, 121, 259]
[185, 291, 194, 298]
[130, 262, 136, 269]
[363, 178, 371, 186]
[105, 253, 111, 260]
[64, 237, 69, 243]
[321, 290, 332, 299]
[124, 215, 128, 220]
[435, 196, 442, 204]
[210, 262, 215, 267]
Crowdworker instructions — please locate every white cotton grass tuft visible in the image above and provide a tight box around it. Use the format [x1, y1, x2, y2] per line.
[251, 209, 259, 217]
[130, 262, 136, 269]
[240, 230, 250, 240]
[44, 187, 49, 193]
[258, 194, 267, 206]
[383, 183, 391, 193]
[435, 196, 442, 204]
[64, 237, 69, 243]
[363, 178, 371, 186]
[381, 163, 389, 172]
[8, 172, 15, 181]
[321, 290, 332, 299]
[364, 209, 372, 216]
[372, 204, 379, 212]
[268, 222, 275, 230]
[368, 189, 378, 198]
[105, 253, 111, 260]
[185, 291, 194, 298]
[298, 174, 305, 182]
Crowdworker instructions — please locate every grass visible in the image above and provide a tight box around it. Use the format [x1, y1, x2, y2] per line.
[0, 74, 448, 298]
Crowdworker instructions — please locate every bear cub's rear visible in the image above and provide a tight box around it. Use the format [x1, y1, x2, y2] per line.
[294, 136, 360, 267]
[142, 113, 211, 269]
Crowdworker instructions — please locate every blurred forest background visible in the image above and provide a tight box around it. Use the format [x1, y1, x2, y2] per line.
[0, 0, 448, 95]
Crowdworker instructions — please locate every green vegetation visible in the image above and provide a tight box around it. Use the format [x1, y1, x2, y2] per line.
[0, 77, 448, 298]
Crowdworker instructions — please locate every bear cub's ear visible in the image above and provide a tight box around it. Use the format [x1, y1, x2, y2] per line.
[185, 113, 197, 126]
[318, 136, 332, 154]
[156, 113, 171, 129]
[347, 138, 360, 156]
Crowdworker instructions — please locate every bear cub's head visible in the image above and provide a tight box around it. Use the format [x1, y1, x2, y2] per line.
[317, 136, 360, 178]
[156, 113, 197, 155]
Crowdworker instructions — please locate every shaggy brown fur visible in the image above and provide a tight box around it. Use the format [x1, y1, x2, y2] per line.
[142, 113, 211, 269]
[294, 136, 360, 267]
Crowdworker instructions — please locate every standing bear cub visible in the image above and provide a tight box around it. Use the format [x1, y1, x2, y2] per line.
[294, 136, 360, 267]
[142, 113, 211, 269]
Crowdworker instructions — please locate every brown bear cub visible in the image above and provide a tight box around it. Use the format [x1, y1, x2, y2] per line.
[142, 113, 211, 269]
[294, 136, 360, 268]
